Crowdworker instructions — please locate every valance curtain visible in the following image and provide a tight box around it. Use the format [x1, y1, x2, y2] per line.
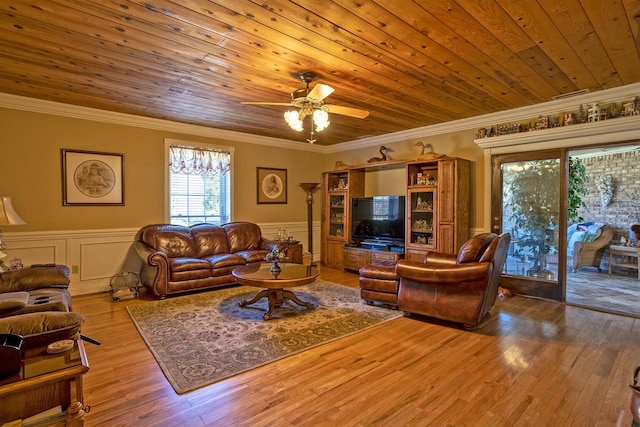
[169, 145, 231, 176]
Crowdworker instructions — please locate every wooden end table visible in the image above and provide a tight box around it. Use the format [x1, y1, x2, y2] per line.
[0, 340, 89, 426]
[232, 263, 319, 320]
[609, 244, 640, 279]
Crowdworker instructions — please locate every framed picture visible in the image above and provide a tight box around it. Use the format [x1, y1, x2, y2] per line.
[257, 167, 287, 204]
[61, 149, 124, 205]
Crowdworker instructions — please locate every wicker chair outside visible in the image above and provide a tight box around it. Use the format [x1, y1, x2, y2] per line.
[572, 225, 613, 272]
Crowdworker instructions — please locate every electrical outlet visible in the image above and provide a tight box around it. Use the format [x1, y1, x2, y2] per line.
[72, 265, 79, 274]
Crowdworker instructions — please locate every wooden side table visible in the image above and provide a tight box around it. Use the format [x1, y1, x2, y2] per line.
[0, 340, 89, 426]
[284, 242, 303, 264]
[609, 245, 640, 279]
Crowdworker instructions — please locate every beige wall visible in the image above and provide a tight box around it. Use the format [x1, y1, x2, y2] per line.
[0, 108, 327, 232]
[1, 107, 486, 235]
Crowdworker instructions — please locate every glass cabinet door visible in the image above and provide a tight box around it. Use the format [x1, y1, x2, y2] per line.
[408, 189, 435, 248]
[328, 193, 346, 238]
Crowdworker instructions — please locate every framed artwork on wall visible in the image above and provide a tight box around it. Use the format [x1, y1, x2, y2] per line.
[61, 149, 124, 206]
[257, 167, 287, 204]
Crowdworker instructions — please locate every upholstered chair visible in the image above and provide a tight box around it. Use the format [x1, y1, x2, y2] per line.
[396, 232, 511, 330]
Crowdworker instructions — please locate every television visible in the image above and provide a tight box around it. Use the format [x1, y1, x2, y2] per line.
[351, 196, 405, 244]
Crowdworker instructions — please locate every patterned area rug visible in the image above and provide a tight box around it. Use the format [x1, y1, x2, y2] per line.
[126, 280, 401, 394]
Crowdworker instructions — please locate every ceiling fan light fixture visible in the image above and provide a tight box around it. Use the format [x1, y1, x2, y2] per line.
[313, 109, 330, 132]
[284, 110, 304, 131]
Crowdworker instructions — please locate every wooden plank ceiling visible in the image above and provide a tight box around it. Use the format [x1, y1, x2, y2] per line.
[1, 0, 639, 145]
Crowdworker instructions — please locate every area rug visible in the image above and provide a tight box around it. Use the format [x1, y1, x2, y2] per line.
[126, 280, 401, 394]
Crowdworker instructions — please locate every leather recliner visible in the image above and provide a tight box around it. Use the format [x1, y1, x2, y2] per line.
[396, 232, 511, 330]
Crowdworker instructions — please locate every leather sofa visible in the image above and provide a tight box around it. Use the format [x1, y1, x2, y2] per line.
[134, 221, 286, 299]
[360, 233, 510, 330]
[0, 265, 84, 349]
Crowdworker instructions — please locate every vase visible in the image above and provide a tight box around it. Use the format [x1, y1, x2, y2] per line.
[270, 261, 281, 274]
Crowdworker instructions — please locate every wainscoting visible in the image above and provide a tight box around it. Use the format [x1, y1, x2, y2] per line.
[1, 221, 320, 296]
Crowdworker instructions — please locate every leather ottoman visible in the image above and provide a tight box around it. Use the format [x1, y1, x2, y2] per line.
[358, 260, 399, 309]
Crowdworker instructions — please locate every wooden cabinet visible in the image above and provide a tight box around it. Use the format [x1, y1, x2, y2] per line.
[343, 246, 403, 272]
[320, 158, 468, 268]
[321, 169, 364, 269]
[405, 158, 470, 259]
[343, 246, 367, 271]
[285, 243, 303, 264]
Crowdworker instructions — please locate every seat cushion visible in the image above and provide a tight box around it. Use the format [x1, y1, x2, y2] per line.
[359, 261, 398, 280]
[0, 291, 29, 317]
[0, 311, 84, 349]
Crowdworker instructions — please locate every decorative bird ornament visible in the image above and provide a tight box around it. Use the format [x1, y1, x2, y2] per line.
[334, 161, 351, 171]
[367, 146, 392, 163]
[414, 141, 445, 161]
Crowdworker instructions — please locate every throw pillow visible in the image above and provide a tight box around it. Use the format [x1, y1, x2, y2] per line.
[584, 232, 598, 242]
[567, 230, 587, 257]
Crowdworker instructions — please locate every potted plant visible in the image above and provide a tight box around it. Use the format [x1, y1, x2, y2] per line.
[508, 158, 587, 278]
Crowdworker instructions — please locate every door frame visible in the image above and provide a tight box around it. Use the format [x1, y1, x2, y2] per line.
[491, 149, 567, 301]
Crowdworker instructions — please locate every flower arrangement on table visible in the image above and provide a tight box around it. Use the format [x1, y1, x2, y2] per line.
[265, 247, 284, 262]
[265, 247, 286, 274]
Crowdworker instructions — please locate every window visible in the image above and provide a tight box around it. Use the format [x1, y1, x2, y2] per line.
[167, 141, 233, 226]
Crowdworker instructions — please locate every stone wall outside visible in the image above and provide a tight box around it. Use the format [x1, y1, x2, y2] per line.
[577, 148, 640, 243]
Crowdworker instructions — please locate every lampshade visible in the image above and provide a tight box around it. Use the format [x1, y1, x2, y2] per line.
[0, 197, 26, 226]
[312, 110, 330, 132]
[284, 110, 304, 131]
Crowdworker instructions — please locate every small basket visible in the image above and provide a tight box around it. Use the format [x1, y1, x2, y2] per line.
[109, 272, 142, 301]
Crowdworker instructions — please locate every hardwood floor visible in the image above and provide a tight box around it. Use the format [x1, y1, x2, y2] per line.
[74, 267, 640, 426]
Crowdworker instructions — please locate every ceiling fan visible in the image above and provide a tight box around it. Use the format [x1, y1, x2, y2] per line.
[241, 72, 370, 143]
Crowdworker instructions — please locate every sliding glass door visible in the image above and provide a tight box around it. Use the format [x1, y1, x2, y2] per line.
[491, 150, 565, 300]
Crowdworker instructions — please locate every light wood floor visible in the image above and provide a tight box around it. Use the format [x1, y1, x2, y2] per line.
[74, 267, 640, 426]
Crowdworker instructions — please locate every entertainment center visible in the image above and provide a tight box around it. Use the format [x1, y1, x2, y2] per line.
[321, 157, 470, 271]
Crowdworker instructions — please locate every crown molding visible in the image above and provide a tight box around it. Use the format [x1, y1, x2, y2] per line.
[2, 82, 638, 155]
[331, 82, 640, 152]
[0, 93, 327, 154]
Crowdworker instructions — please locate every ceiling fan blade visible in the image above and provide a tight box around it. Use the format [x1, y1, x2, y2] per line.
[241, 102, 295, 106]
[325, 104, 370, 119]
[307, 83, 334, 101]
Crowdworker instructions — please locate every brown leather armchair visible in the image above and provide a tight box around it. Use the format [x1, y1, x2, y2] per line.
[397, 232, 511, 330]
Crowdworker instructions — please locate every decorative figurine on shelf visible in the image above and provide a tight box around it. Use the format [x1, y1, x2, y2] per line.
[564, 113, 576, 126]
[338, 178, 347, 190]
[577, 104, 587, 123]
[425, 174, 436, 185]
[334, 160, 351, 171]
[367, 146, 392, 163]
[414, 141, 445, 161]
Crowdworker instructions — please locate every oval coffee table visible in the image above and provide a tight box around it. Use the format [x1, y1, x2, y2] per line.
[232, 263, 319, 320]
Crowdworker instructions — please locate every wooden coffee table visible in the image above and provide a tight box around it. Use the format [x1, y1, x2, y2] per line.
[232, 263, 319, 320]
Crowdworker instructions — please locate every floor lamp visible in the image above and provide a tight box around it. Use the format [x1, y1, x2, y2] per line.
[299, 183, 319, 260]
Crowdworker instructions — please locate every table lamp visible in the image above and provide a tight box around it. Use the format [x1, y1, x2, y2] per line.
[0, 197, 26, 271]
